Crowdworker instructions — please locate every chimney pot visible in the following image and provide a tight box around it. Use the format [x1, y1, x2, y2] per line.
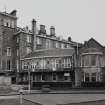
[32, 19, 36, 23]
[50, 26, 55, 36]
[39, 25, 46, 34]
[68, 37, 72, 42]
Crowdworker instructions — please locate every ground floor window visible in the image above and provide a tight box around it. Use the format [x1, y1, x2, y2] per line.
[42, 74, 46, 81]
[85, 73, 89, 82]
[64, 73, 70, 81]
[91, 73, 96, 82]
[52, 73, 56, 81]
[41, 74, 52, 81]
[57, 74, 64, 81]
[36, 75, 41, 81]
[64, 76, 69, 81]
[84, 72, 96, 82]
[32, 75, 35, 81]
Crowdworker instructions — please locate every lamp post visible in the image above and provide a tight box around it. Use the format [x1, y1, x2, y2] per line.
[28, 62, 31, 93]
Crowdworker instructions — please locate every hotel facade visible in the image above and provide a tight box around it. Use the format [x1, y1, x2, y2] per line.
[0, 10, 105, 88]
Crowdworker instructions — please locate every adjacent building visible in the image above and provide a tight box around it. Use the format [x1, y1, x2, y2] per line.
[76, 38, 105, 87]
[0, 10, 17, 74]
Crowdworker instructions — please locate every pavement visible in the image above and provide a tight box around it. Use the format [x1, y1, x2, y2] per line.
[2, 89, 105, 96]
[7, 89, 105, 95]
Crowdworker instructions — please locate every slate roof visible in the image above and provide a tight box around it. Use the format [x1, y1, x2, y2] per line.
[79, 38, 105, 54]
[24, 48, 75, 59]
[84, 38, 104, 49]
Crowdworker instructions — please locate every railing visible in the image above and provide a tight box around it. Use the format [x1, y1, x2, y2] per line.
[0, 69, 15, 73]
[21, 67, 73, 72]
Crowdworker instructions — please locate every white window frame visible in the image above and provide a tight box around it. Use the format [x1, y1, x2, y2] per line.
[16, 60, 19, 72]
[11, 21, 14, 28]
[26, 47, 32, 54]
[46, 39, 50, 48]
[4, 19, 7, 26]
[24, 62, 28, 70]
[56, 42, 59, 48]
[17, 49, 19, 56]
[7, 47, 11, 56]
[61, 43, 64, 48]
[37, 37, 42, 45]
[16, 37, 19, 43]
[27, 35, 32, 43]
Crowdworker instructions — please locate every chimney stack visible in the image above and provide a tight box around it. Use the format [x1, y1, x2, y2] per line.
[39, 25, 46, 34]
[68, 37, 72, 42]
[32, 19, 37, 51]
[50, 26, 55, 36]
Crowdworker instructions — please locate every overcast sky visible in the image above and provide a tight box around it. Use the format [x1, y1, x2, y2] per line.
[0, 0, 105, 45]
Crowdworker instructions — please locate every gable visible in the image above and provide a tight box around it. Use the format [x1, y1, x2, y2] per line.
[79, 38, 104, 53]
[84, 38, 103, 49]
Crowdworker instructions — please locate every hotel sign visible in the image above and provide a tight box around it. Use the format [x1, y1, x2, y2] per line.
[64, 73, 70, 76]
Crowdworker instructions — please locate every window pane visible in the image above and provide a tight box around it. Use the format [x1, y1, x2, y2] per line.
[27, 35, 32, 43]
[7, 47, 11, 56]
[53, 73, 56, 80]
[16, 37, 19, 43]
[37, 38, 42, 45]
[91, 55, 96, 66]
[26, 47, 32, 54]
[7, 60, 11, 70]
[85, 73, 89, 82]
[91, 73, 96, 82]
[17, 49, 19, 56]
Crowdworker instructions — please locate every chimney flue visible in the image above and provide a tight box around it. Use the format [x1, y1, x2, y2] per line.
[50, 26, 55, 36]
[39, 25, 46, 34]
[68, 37, 72, 42]
[32, 19, 37, 51]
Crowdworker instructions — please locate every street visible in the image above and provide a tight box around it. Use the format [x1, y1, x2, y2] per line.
[24, 93, 105, 105]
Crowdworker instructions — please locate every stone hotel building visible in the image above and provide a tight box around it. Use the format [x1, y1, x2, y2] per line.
[0, 10, 105, 88]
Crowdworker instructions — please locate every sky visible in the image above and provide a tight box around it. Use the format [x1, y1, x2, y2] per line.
[0, 0, 105, 45]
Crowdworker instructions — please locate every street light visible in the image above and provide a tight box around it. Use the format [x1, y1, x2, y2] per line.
[27, 62, 31, 93]
[19, 88, 23, 104]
